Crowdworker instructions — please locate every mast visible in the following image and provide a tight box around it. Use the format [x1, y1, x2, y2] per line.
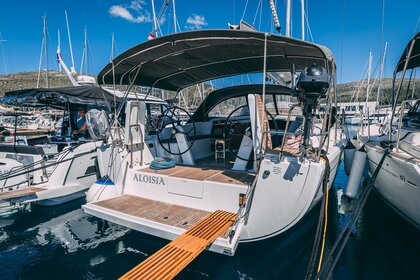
[172, 0, 177, 33]
[57, 29, 62, 73]
[151, 0, 158, 37]
[37, 15, 49, 88]
[80, 26, 88, 74]
[268, 0, 281, 33]
[412, 69, 416, 99]
[44, 15, 49, 88]
[301, 0, 305, 40]
[285, 0, 291, 37]
[376, 42, 388, 108]
[65, 10, 75, 73]
[365, 50, 372, 114]
[0, 33, 8, 75]
[110, 32, 115, 61]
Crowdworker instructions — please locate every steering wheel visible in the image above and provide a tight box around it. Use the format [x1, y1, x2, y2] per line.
[224, 104, 252, 161]
[156, 106, 196, 156]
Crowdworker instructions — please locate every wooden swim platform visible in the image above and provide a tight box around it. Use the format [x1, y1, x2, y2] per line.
[0, 187, 45, 201]
[119, 210, 237, 280]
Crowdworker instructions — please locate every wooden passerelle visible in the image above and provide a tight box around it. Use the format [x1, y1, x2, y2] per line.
[0, 187, 45, 201]
[119, 210, 237, 280]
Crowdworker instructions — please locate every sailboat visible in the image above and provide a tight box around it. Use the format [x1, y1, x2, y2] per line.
[358, 32, 420, 228]
[82, 29, 345, 256]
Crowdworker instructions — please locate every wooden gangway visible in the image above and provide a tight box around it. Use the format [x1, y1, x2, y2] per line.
[0, 187, 45, 201]
[119, 210, 237, 280]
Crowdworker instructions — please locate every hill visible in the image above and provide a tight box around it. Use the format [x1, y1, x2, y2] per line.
[0, 71, 418, 106]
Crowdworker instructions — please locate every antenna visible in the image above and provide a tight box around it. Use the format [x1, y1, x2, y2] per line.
[65, 10, 75, 73]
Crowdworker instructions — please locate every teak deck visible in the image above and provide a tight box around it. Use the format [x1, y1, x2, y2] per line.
[119, 210, 237, 280]
[0, 187, 45, 201]
[141, 165, 255, 186]
[94, 195, 212, 230]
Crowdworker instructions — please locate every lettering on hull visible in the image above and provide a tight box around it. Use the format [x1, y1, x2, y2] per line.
[133, 174, 165, 185]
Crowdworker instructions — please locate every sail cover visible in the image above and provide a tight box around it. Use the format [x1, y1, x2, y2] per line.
[1, 86, 118, 108]
[396, 32, 420, 73]
[98, 30, 335, 92]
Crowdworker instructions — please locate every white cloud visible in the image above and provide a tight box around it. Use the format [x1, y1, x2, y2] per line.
[185, 14, 208, 30]
[129, 0, 145, 11]
[109, 1, 151, 23]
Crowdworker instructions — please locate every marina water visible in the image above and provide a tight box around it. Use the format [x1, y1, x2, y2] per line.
[0, 129, 418, 279]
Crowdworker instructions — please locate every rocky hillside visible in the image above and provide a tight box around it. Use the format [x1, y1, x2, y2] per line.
[0, 71, 72, 95]
[0, 71, 418, 105]
[337, 78, 420, 104]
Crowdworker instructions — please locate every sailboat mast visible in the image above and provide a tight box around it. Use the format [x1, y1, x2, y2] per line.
[110, 32, 115, 61]
[151, 0, 158, 37]
[172, 0, 177, 33]
[412, 69, 416, 99]
[285, 0, 291, 37]
[65, 10, 75, 72]
[376, 42, 388, 108]
[301, 0, 305, 40]
[43, 15, 49, 88]
[84, 27, 88, 74]
[58, 29, 62, 73]
[365, 50, 372, 114]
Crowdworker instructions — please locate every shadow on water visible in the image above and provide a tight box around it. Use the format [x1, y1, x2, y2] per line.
[0, 161, 418, 279]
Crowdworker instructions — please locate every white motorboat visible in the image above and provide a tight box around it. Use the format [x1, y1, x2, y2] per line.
[83, 30, 345, 255]
[358, 32, 420, 228]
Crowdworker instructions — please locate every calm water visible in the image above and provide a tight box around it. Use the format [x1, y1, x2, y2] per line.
[0, 140, 419, 279]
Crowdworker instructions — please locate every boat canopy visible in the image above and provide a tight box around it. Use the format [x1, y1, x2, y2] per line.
[1, 86, 119, 109]
[396, 32, 420, 73]
[98, 30, 335, 92]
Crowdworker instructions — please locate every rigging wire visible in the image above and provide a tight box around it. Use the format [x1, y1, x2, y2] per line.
[241, 0, 249, 21]
[252, 0, 263, 27]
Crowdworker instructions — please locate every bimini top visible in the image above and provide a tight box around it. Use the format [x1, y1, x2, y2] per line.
[1, 86, 119, 108]
[98, 29, 335, 92]
[396, 31, 420, 73]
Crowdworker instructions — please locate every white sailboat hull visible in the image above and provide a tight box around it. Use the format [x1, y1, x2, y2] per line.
[365, 143, 420, 228]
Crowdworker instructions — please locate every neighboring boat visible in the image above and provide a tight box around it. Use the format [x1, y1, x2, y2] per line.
[0, 86, 165, 215]
[83, 30, 345, 255]
[358, 31, 420, 228]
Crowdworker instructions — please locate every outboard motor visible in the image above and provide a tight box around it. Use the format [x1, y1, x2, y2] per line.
[294, 64, 330, 147]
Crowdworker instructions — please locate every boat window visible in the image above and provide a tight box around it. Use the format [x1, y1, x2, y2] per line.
[208, 96, 247, 118]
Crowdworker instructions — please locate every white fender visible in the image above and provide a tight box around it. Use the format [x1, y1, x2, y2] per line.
[345, 150, 367, 198]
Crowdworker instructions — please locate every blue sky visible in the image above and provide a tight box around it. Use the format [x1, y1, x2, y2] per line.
[0, 0, 418, 83]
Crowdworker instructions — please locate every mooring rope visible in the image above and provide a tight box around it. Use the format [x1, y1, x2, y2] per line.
[314, 147, 390, 279]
